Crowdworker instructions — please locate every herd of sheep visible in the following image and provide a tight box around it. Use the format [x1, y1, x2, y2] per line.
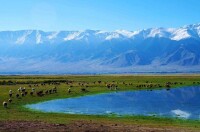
[2, 81, 120, 108]
[3, 80, 200, 108]
[2, 86, 57, 108]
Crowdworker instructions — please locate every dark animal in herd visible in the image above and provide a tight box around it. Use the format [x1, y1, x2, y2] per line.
[30, 91, 34, 96]
[37, 87, 57, 96]
[37, 90, 44, 97]
[8, 99, 12, 103]
[16, 94, 19, 98]
[81, 88, 87, 92]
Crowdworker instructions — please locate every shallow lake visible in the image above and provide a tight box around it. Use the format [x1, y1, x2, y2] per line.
[26, 86, 200, 120]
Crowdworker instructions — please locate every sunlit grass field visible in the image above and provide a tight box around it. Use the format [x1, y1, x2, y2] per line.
[1, 75, 200, 129]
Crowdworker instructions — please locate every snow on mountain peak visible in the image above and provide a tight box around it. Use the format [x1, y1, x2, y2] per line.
[64, 31, 82, 41]
[36, 31, 42, 44]
[6, 23, 200, 45]
[115, 30, 134, 38]
[171, 28, 191, 40]
[15, 30, 33, 44]
[146, 28, 173, 38]
[183, 23, 200, 29]
[47, 32, 59, 40]
[105, 33, 121, 40]
[95, 30, 107, 34]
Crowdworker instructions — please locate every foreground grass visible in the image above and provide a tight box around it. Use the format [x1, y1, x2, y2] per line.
[0, 75, 200, 129]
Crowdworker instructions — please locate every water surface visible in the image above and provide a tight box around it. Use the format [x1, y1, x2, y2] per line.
[26, 86, 200, 119]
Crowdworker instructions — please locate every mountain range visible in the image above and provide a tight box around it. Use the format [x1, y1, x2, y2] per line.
[0, 23, 200, 74]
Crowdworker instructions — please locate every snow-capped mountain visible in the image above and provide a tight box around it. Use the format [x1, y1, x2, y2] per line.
[0, 23, 200, 74]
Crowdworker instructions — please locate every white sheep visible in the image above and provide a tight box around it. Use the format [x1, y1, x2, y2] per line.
[32, 88, 35, 92]
[9, 90, 12, 94]
[3, 101, 7, 108]
[9, 90, 13, 97]
[18, 87, 22, 92]
[8, 98, 12, 103]
[68, 88, 71, 93]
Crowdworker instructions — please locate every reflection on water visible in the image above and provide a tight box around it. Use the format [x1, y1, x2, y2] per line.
[26, 86, 200, 119]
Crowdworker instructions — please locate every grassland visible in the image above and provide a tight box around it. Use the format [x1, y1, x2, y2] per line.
[0, 75, 200, 131]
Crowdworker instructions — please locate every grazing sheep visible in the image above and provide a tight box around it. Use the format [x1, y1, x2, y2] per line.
[45, 90, 49, 95]
[22, 87, 26, 92]
[53, 87, 57, 93]
[18, 87, 22, 92]
[16, 94, 19, 98]
[49, 89, 52, 94]
[21, 93, 25, 97]
[32, 88, 35, 92]
[115, 85, 118, 90]
[37, 90, 44, 97]
[9, 90, 12, 97]
[24, 91, 28, 96]
[106, 84, 111, 89]
[98, 81, 101, 84]
[30, 91, 34, 96]
[8, 99, 12, 103]
[165, 83, 171, 88]
[68, 88, 71, 93]
[3, 101, 7, 108]
[81, 88, 87, 92]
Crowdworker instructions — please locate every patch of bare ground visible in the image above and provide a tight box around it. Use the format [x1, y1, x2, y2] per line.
[0, 120, 198, 132]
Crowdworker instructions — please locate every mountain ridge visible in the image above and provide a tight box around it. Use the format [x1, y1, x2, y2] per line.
[0, 23, 200, 44]
[0, 23, 200, 74]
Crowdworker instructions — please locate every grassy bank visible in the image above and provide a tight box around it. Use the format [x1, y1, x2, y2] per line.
[0, 75, 200, 129]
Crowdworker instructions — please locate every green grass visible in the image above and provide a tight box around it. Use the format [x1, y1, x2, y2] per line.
[1, 75, 200, 129]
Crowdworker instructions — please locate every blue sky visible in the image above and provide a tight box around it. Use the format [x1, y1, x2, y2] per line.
[0, 0, 200, 31]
